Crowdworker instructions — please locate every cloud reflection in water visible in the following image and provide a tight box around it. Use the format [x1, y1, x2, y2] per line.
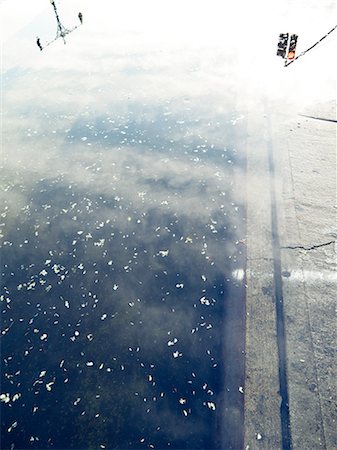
[1, 10, 248, 449]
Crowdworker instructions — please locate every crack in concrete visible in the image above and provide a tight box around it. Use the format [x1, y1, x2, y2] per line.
[281, 240, 335, 251]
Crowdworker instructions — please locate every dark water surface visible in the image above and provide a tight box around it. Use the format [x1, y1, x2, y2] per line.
[1, 17, 247, 448]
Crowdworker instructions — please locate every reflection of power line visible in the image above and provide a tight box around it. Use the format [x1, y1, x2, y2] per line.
[36, 1, 83, 51]
[299, 114, 337, 124]
[285, 24, 337, 67]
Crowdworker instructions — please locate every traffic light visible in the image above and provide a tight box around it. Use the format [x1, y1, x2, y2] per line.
[287, 34, 298, 61]
[277, 33, 289, 58]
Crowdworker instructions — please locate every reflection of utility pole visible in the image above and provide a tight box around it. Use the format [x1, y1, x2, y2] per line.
[36, 0, 83, 50]
[50, 0, 70, 44]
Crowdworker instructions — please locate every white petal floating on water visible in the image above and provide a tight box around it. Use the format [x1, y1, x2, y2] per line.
[200, 297, 210, 306]
[7, 421, 18, 432]
[207, 401, 216, 410]
[46, 382, 54, 391]
[27, 281, 36, 290]
[52, 264, 60, 274]
[0, 393, 10, 403]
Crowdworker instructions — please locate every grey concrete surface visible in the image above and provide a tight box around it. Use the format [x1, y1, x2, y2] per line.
[245, 100, 336, 450]
[244, 114, 282, 450]
[275, 101, 336, 450]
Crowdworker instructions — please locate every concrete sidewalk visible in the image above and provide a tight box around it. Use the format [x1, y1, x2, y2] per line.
[244, 100, 336, 450]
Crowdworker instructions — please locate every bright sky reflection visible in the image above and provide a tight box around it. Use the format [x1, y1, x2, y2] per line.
[1, 1, 336, 449]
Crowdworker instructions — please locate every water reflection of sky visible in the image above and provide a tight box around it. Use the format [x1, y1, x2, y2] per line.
[1, 0, 335, 449]
[2, 74, 247, 447]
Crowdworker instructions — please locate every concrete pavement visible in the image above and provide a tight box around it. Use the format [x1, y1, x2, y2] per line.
[244, 100, 336, 450]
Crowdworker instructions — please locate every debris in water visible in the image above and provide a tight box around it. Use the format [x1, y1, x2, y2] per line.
[46, 381, 54, 391]
[207, 401, 216, 410]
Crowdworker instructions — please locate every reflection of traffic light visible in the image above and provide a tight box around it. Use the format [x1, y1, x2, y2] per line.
[277, 33, 289, 58]
[287, 34, 298, 60]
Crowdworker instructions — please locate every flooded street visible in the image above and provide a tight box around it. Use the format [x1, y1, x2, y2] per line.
[1, 96, 247, 448]
[1, 3, 248, 447]
[1, 1, 336, 449]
